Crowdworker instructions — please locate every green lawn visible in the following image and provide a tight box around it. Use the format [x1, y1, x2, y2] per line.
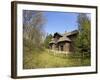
[23, 48, 91, 69]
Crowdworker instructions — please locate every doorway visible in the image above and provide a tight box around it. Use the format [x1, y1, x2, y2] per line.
[61, 45, 63, 51]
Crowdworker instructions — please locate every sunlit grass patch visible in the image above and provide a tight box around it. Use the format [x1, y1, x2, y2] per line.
[23, 48, 91, 69]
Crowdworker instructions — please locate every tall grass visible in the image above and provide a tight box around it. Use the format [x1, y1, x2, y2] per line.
[23, 48, 91, 69]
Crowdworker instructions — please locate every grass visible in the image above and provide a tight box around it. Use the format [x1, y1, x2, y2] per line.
[23, 48, 91, 69]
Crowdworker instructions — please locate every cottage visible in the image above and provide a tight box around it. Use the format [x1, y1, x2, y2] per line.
[49, 30, 78, 53]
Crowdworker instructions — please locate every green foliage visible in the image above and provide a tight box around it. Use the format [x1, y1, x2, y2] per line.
[23, 11, 46, 51]
[75, 13, 91, 56]
[44, 34, 52, 48]
[23, 38, 34, 51]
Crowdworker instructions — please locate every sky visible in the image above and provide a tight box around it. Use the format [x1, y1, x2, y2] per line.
[43, 11, 79, 34]
[23, 10, 91, 35]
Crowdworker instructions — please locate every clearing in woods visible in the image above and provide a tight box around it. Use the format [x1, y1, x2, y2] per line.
[23, 48, 90, 69]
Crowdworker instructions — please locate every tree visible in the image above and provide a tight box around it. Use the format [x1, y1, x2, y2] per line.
[75, 13, 91, 56]
[44, 34, 52, 48]
[23, 10, 46, 50]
